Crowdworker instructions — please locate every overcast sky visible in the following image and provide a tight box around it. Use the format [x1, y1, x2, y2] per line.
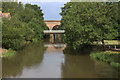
[20, 0, 70, 20]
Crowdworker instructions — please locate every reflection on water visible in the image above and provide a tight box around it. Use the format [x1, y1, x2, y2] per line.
[0, 58, 2, 79]
[2, 41, 44, 78]
[2, 40, 119, 78]
[62, 47, 119, 78]
[62, 54, 118, 78]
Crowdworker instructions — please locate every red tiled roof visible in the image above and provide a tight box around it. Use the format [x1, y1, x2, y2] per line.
[0, 12, 11, 18]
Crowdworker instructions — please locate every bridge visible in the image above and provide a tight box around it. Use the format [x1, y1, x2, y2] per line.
[44, 30, 65, 34]
[44, 20, 65, 43]
[44, 20, 61, 30]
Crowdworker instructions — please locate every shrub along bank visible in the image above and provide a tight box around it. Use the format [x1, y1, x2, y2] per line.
[1, 49, 16, 58]
[90, 51, 120, 70]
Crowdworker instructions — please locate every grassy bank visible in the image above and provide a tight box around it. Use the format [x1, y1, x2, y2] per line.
[93, 40, 120, 45]
[1, 49, 16, 58]
[90, 51, 120, 70]
[104, 40, 120, 45]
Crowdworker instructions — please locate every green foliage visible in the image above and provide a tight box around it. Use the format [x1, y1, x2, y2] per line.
[2, 49, 16, 58]
[60, 2, 119, 49]
[52, 25, 61, 30]
[90, 51, 120, 70]
[2, 2, 47, 50]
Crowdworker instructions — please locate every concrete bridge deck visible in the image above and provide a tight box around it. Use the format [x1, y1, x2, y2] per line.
[44, 43, 66, 47]
[44, 30, 65, 34]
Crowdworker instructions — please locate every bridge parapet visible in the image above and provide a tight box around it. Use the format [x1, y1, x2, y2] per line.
[44, 20, 61, 30]
[44, 30, 65, 34]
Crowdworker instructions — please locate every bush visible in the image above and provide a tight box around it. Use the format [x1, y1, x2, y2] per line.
[90, 51, 120, 70]
[2, 49, 16, 58]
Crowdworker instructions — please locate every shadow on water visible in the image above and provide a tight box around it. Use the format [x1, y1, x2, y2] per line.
[63, 45, 105, 55]
[2, 41, 45, 78]
[61, 45, 119, 78]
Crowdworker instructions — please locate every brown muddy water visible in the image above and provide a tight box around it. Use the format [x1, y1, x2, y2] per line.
[2, 40, 119, 78]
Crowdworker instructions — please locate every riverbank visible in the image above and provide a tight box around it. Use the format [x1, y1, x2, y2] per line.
[104, 40, 119, 45]
[90, 51, 120, 70]
[93, 40, 120, 45]
[0, 48, 16, 58]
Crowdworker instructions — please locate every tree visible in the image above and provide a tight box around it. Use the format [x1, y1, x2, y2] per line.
[2, 2, 47, 50]
[60, 2, 119, 49]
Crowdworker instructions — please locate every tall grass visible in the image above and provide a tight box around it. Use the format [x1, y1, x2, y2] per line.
[90, 51, 120, 70]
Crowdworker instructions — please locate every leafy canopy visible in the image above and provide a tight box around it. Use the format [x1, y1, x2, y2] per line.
[60, 2, 119, 49]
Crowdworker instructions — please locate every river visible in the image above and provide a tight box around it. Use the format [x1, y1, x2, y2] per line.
[2, 39, 119, 78]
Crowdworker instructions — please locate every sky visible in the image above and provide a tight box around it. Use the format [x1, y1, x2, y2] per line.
[18, 0, 118, 20]
[20, 0, 70, 20]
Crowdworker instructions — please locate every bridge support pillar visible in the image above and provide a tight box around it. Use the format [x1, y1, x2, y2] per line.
[58, 34, 61, 40]
[50, 34, 55, 43]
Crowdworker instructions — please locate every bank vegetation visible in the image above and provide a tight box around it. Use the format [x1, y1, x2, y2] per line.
[60, 2, 120, 70]
[1, 2, 48, 57]
[60, 2, 119, 49]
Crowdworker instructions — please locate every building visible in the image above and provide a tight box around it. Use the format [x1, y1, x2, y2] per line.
[0, 11, 2, 17]
[0, 11, 11, 19]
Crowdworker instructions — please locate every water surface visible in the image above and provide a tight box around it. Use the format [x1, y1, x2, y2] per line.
[2, 40, 119, 78]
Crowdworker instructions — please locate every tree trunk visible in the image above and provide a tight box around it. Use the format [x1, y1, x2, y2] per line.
[101, 39, 106, 50]
[101, 39, 105, 46]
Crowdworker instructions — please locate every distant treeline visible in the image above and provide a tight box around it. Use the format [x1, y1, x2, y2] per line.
[2, 2, 48, 50]
[60, 2, 119, 49]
